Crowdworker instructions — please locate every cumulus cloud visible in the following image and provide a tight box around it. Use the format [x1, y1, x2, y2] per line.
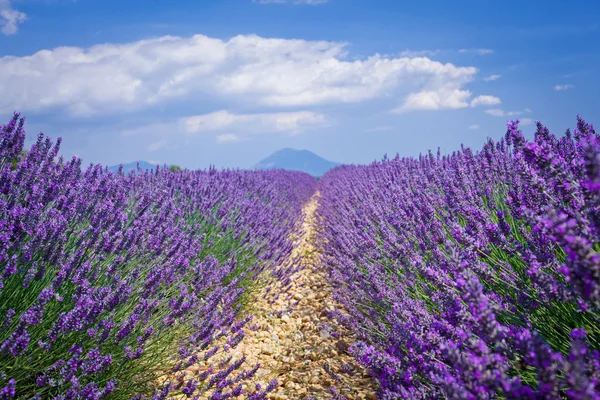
[468, 124, 480, 130]
[0, 33, 494, 116]
[483, 74, 501, 81]
[554, 84, 574, 91]
[123, 110, 326, 142]
[0, 0, 26, 35]
[470, 95, 501, 107]
[394, 87, 473, 112]
[183, 110, 326, 135]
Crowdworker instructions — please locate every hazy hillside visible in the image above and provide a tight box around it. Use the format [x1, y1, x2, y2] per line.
[254, 148, 340, 177]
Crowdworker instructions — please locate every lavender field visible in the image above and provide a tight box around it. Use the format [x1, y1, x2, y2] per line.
[2, 113, 600, 399]
[318, 118, 600, 399]
[0, 113, 316, 399]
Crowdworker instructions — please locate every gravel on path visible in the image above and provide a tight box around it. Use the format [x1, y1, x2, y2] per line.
[172, 193, 377, 399]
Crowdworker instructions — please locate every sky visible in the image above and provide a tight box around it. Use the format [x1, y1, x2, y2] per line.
[0, 0, 599, 169]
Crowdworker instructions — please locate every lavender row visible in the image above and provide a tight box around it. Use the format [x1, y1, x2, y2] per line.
[317, 117, 600, 399]
[0, 113, 316, 399]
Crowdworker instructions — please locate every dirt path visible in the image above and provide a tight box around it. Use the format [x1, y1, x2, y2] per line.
[178, 193, 377, 399]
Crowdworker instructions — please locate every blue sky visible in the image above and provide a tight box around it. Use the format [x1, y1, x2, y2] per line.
[0, 0, 598, 168]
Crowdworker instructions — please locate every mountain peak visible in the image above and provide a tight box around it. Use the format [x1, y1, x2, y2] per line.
[254, 148, 340, 177]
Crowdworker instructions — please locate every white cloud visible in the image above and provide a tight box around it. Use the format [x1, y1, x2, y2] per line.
[0, 33, 493, 115]
[520, 118, 534, 126]
[147, 139, 167, 152]
[459, 48, 494, 55]
[184, 110, 326, 135]
[485, 108, 523, 117]
[221, 45, 479, 110]
[124, 110, 326, 142]
[216, 134, 240, 143]
[468, 124, 480, 130]
[483, 74, 501, 81]
[0, 0, 26, 35]
[524, 107, 532, 113]
[506, 111, 523, 116]
[485, 109, 505, 117]
[393, 87, 473, 113]
[554, 84, 574, 91]
[470, 95, 501, 107]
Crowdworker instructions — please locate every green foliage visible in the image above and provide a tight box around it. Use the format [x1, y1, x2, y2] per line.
[10, 150, 27, 170]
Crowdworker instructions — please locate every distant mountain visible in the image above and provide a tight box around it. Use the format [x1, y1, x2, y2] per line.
[107, 160, 160, 174]
[254, 148, 340, 177]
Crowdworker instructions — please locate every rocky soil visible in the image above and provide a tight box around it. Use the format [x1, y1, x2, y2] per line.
[173, 193, 377, 399]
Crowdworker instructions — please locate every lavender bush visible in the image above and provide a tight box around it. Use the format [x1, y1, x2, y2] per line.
[0, 113, 316, 399]
[318, 118, 600, 399]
